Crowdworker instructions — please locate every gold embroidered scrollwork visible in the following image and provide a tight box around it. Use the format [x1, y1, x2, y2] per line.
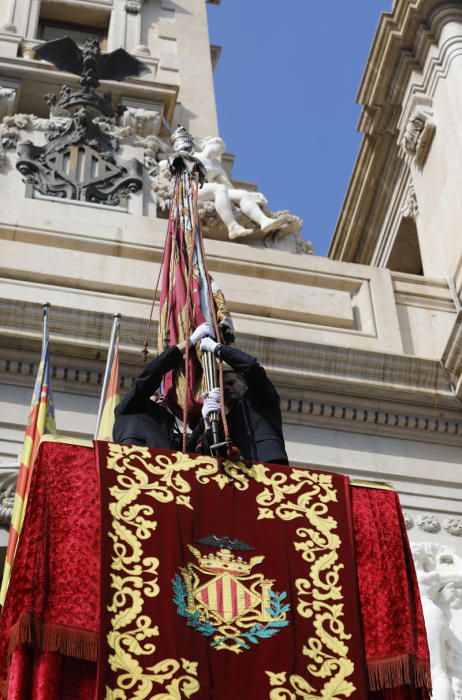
[105, 444, 356, 698]
[105, 445, 210, 699]
[226, 462, 357, 698]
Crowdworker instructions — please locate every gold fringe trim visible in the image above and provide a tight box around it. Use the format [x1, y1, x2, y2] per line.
[8, 612, 97, 662]
[367, 654, 432, 692]
[40, 434, 93, 448]
[350, 479, 394, 491]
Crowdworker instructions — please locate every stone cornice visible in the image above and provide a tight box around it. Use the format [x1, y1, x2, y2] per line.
[329, 2, 462, 263]
[442, 308, 462, 398]
[0, 297, 457, 407]
[357, 1, 461, 110]
[280, 395, 462, 445]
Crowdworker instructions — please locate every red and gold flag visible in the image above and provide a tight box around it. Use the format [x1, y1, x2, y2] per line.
[96, 343, 120, 441]
[158, 171, 231, 426]
[0, 323, 56, 605]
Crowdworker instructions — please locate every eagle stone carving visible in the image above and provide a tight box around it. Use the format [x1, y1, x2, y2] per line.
[35, 36, 150, 88]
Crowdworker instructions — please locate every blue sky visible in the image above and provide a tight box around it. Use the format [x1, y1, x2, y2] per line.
[207, 1, 393, 255]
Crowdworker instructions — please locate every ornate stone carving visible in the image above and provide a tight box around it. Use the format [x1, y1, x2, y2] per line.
[0, 114, 28, 149]
[417, 514, 441, 533]
[120, 107, 161, 138]
[401, 183, 419, 219]
[411, 543, 462, 700]
[401, 106, 436, 167]
[403, 511, 414, 530]
[14, 39, 147, 206]
[0, 148, 8, 170]
[17, 109, 142, 205]
[0, 86, 16, 119]
[0, 469, 18, 526]
[149, 133, 308, 253]
[443, 518, 462, 537]
[125, 0, 143, 12]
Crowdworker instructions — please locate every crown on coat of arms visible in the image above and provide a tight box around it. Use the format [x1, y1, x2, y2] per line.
[191, 546, 253, 576]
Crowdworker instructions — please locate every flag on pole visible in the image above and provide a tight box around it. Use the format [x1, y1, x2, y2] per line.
[95, 314, 121, 441]
[158, 168, 232, 426]
[0, 304, 56, 605]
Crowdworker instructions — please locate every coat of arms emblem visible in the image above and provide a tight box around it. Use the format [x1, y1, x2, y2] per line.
[172, 536, 290, 653]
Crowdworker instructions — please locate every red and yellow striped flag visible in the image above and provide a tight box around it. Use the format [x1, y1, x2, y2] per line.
[96, 342, 120, 441]
[0, 332, 56, 604]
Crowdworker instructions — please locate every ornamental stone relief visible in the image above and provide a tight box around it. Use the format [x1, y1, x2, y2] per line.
[443, 519, 462, 538]
[401, 105, 436, 167]
[0, 470, 19, 526]
[411, 543, 462, 700]
[403, 511, 414, 530]
[12, 38, 148, 206]
[401, 183, 419, 219]
[149, 134, 307, 254]
[417, 514, 441, 534]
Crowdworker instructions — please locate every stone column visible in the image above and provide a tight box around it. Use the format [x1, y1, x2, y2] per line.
[6, 0, 39, 39]
[108, 0, 143, 52]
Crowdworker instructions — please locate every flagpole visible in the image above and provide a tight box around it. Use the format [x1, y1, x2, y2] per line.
[42, 302, 50, 348]
[95, 314, 121, 439]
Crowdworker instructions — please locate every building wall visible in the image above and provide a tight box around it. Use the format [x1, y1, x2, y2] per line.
[0, 1, 461, 670]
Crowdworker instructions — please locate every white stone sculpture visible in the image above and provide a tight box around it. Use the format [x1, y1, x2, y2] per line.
[417, 513, 441, 533]
[0, 469, 18, 525]
[411, 543, 462, 699]
[192, 136, 287, 240]
[0, 87, 16, 120]
[401, 183, 419, 220]
[401, 106, 436, 166]
[120, 107, 161, 138]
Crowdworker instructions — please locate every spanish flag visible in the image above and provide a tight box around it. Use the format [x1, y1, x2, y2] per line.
[95, 315, 120, 441]
[0, 306, 56, 605]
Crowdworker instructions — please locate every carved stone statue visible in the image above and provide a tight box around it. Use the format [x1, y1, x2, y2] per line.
[148, 129, 307, 252]
[411, 543, 462, 699]
[401, 105, 436, 166]
[192, 136, 286, 240]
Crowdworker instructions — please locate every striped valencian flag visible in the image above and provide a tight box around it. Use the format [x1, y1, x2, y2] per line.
[0, 307, 56, 604]
[96, 341, 120, 441]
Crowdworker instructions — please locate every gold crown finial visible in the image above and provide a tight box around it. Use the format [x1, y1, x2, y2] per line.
[170, 125, 194, 153]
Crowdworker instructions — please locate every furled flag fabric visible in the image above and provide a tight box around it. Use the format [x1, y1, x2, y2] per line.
[158, 170, 231, 426]
[96, 342, 120, 441]
[0, 330, 56, 605]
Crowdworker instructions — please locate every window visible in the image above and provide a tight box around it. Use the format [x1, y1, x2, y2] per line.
[387, 217, 423, 276]
[37, 2, 110, 49]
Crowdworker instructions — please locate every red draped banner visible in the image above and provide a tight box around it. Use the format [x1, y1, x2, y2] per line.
[0, 440, 430, 700]
[96, 443, 368, 699]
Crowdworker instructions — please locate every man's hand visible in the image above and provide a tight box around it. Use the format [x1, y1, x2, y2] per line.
[190, 322, 215, 345]
[219, 316, 235, 344]
[200, 337, 218, 354]
[202, 388, 221, 428]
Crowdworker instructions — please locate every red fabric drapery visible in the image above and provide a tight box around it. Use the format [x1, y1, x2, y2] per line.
[97, 443, 368, 699]
[6, 650, 95, 700]
[351, 487, 431, 699]
[0, 440, 430, 699]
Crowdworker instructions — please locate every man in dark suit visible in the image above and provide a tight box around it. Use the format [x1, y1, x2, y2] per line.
[200, 338, 288, 465]
[113, 322, 213, 448]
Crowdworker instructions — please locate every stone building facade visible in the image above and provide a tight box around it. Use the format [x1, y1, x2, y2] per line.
[0, 0, 461, 691]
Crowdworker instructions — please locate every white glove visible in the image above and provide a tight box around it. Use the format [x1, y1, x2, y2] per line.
[189, 322, 214, 345]
[200, 336, 218, 354]
[202, 388, 221, 428]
